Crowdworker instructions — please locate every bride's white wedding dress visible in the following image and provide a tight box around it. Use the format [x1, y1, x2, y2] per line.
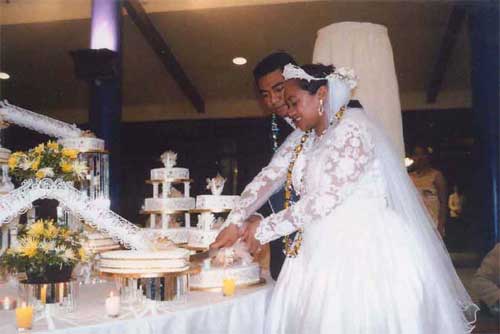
[225, 108, 477, 334]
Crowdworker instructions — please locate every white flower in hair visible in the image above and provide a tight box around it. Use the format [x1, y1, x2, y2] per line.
[333, 67, 358, 89]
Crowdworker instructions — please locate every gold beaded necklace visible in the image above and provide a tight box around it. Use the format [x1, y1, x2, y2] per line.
[283, 106, 346, 257]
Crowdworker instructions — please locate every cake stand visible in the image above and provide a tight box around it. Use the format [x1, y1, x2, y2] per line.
[99, 265, 200, 318]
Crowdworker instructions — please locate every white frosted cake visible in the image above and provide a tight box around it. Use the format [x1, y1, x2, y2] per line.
[144, 197, 195, 212]
[195, 195, 239, 211]
[187, 228, 220, 249]
[142, 228, 190, 244]
[99, 249, 190, 274]
[190, 246, 261, 289]
[151, 167, 189, 180]
[191, 263, 260, 289]
[58, 137, 105, 152]
[0, 147, 11, 164]
[82, 232, 120, 253]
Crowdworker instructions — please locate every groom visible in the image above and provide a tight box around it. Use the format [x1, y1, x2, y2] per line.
[211, 52, 299, 280]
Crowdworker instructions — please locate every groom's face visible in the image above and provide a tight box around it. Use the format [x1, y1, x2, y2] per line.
[257, 69, 289, 117]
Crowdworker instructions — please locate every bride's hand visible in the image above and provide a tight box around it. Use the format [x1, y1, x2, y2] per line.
[210, 224, 242, 250]
[242, 215, 263, 255]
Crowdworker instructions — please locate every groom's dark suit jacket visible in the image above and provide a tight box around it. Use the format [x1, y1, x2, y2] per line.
[259, 100, 363, 281]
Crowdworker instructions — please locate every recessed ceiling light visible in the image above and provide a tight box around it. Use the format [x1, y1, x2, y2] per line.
[232, 57, 247, 65]
[0, 72, 10, 80]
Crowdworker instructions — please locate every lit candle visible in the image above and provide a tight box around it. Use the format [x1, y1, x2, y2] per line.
[2, 296, 16, 310]
[222, 278, 236, 297]
[40, 284, 47, 304]
[105, 291, 120, 317]
[15, 302, 33, 330]
[58, 283, 64, 304]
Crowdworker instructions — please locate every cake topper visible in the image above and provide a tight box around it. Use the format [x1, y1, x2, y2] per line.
[206, 173, 226, 196]
[160, 150, 177, 169]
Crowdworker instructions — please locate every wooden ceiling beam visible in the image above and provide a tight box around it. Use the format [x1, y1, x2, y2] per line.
[426, 5, 467, 103]
[122, 0, 205, 113]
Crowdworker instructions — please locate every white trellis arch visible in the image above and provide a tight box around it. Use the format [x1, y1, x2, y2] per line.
[0, 179, 150, 250]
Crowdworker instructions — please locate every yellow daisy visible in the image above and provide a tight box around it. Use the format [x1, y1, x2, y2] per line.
[27, 220, 45, 237]
[34, 143, 45, 155]
[60, 161, 73, 173]
[35, 170, 46, 179]
[61, 148, 79, 160]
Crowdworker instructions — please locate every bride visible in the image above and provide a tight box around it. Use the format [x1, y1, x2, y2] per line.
[213, 63, 478, 333]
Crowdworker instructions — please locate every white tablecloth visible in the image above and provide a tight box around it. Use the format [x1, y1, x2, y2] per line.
[0, 278, 273, 334]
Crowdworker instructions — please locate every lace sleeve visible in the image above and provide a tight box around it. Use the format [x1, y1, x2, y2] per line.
[224, 129, 304, 227]
[255, 118, 375, 243]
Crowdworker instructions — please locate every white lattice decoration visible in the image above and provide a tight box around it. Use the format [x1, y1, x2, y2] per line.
[0, 179, 150, 250]
[0, 100, 83, 139]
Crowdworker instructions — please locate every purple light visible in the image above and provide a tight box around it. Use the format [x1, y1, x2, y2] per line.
[90, 0, 120, 51]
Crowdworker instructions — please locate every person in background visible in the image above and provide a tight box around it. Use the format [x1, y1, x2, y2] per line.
[448, 184, 465, 222]
[410, 144, 447, 237]
[472, 243, 500, 317]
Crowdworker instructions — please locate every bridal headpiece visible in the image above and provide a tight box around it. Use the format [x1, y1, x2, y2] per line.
[283, 63, 358, 121]
[282, 63, 357, 89]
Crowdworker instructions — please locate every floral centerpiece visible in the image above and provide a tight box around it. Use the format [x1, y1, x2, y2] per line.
[7, 140, 87, 182]
[1, 219, 87, 283]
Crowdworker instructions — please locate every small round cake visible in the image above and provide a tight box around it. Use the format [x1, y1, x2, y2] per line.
[151, 167, 189, 180]
[0, 147, 11, 164]
[142, 228, 190, 245]
[190, 263, 261, 289]
[58, 137, 105, 153]
[187, 228, 219, 249]
[99, 249, 190, 274]
[144, 197, 195, 212]
[82, 232, 120, 253]
[195, 195, 239, 211]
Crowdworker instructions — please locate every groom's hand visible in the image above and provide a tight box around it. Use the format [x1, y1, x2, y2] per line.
[210, 224, 242, 250]
[242, 215, 263, 255]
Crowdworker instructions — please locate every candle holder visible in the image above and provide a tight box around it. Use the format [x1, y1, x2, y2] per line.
[18, 279, 78, 311]
[1, 296, 17, 310]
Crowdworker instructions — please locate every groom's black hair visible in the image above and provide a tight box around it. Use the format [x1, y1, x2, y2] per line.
[253, 52, 297, 82]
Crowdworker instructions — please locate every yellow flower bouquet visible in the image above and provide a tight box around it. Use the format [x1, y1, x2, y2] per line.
[8, 141, 88, 182]
[1, 219, 87, 283]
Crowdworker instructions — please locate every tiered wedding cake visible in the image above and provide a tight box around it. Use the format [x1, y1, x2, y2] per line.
[188, 174, 239, 249]
[99, 237, 190, 274]
[190, 244, 261, 289]
[99, 249, 190, 274]
[142, 151, 195, 244]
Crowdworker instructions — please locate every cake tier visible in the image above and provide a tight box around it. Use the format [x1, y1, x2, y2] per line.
[58, 137, 105, 152]
[190, 263, 261, 289]
[151, 167, 189, 180]
[82, 233, 120, 253]
[187, 229, 220, 249]
[99, 249, 190, 274]
[195, 195, 240, 211]
[142, 228, 190, 244]
[144, 197, 195, 212]
[0, 147, 11, 164]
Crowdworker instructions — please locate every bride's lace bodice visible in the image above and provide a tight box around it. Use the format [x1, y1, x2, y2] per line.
[225, 109, 384, 244]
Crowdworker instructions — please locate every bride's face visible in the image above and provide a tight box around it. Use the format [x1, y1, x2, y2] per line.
[284, 80, 323, 131]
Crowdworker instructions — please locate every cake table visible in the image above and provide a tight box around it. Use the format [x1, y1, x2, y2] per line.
[0, 276, 273, 334]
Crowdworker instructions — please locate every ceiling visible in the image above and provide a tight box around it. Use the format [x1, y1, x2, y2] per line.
[0, 0, 471, 124]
